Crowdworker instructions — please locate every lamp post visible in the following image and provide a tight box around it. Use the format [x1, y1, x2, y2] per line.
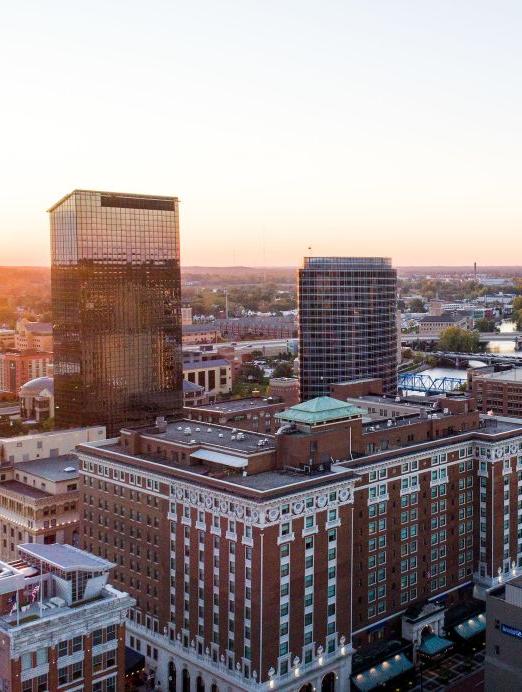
[413, 644, 423, 692]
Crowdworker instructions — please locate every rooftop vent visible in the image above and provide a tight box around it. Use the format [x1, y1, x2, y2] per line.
[155, 416, 167, 433]
[63, 467, 76, 473]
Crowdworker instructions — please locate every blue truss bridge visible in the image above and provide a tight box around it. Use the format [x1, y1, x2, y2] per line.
[398, 372, 466, 394]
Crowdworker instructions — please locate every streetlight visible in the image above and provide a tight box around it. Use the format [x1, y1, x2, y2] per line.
[413, 644, 423, 692]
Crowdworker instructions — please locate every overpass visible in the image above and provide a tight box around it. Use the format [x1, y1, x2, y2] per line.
[426, 351, 522, 367]
[402, 332, 522, 347]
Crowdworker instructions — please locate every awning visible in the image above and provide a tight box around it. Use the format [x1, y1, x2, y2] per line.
[190, 449, 248, 468]
[351, 652, 413, 691]
[454, 613, 486, 640]
[418, 633, 453, 657]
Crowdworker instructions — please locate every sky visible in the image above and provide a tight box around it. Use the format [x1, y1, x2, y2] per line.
[1, 0, 521, 267]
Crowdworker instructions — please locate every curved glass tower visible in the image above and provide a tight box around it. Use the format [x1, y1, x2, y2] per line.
[298, 257, 397, 400]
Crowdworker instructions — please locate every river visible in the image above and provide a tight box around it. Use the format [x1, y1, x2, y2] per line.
[417, 320, 518, 382]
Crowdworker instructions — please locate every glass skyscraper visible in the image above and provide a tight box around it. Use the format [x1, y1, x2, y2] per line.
[298, 257, 398, 400]
[49, 190, 182, 436]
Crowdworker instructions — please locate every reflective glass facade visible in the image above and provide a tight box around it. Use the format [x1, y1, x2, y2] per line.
[298, 257, 397, 400]
[50, 190, 182, 435]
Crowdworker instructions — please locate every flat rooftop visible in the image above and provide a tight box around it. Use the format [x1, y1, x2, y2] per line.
[192, 398, 282, 413]
[0, 480, 50, 499]
[121, 419, 276, 454]
[19, 543, 114, 572]
[230, 467, 339, 491]
[474, 367, 522, 382]
[480, 415, 522, 433]
[14, 455, 79, 482]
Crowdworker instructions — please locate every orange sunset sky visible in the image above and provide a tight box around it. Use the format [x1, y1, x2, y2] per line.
[1, 1, 521, 267]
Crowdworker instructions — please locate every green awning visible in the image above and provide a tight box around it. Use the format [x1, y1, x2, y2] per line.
[454, 613, 486, 640]
[351, 652, 414, 691]
[418, 633, 453, 656]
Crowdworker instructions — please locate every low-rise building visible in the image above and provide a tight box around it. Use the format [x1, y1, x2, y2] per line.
[0, 454, 81, 560]
[182, 379, 208, 408]
[418, 313, 473, 339]
[470, 367, 522, 418]
[183, 359, 232, 399]
[184, 395, 287, 433]
[268, 377, 300, 406]
[0, 352, 53, 396]
[0, 329, 15, 351]
[0, 427, 106, 465]
[0, 543, 134, 692]
[485, 576, 522, 688]
[14, 319, 53, 352]
[181, 307, 193, 326]
[19, 376, 54, 422]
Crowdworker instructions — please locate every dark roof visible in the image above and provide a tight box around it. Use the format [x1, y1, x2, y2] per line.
[15, 455, 79, 482]
[182, 379, 205, 393]
[1, 480, 50, 499]
[24, 323, 52, 334]
[191, 397, 281, 413]
[420, 314, 463, 323]
[183, 359, 229, 369]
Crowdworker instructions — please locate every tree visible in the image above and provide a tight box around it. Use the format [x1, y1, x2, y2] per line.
[272, 361, 294, 378]
[409, 298, 426, 313]
[438, 327, 480, 353]
[474, 318, 496, 333]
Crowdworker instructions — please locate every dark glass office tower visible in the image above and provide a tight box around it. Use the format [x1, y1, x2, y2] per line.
[49, 190, 183, 436]
[298, 257, 397, 400]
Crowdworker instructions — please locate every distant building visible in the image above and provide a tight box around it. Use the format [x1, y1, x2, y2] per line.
[49, 189, 183, 436]
[181, 306, 193, 325]
[418, 313, 473, 339]
[268, 377, 300, 406]
[19, 376, 54, 422]
[470, 368, 522, 417]
[0, 351, 52, 396]
[183, 395, 287, 433]
[182, 324, 221, 345]
[182, 379, 208, 408]
[298, 257, 398, 399]
[14, 318, 53, 352]
[0, 329, 15, 351]
[0, 454, 81, 560]
[183, 358, 232, 399]
[428, 299, 444, 316]
[0, 427, 105, 465]
[0, 543, 133, 692]
[485, 577, 522, 688]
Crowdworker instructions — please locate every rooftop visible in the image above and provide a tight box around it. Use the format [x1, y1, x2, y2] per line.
[474, 367, 522, 382]
[18, 543, 114, 572]
[24, 322, 52, 334]
[182, 379, 205, 393]
[183, 358, 230, 369]
[0, 480, 50, 499]
[121, 419, 276, 454]
[48, 189, 178, 212]
[420, 314, 464, 323]
[14, 454, 79, 482]
[276, 396, 364, 425]
[191, 397, 282, 413]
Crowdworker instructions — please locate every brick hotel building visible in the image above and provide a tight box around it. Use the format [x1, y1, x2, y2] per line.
[74, 385, 522, 691]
